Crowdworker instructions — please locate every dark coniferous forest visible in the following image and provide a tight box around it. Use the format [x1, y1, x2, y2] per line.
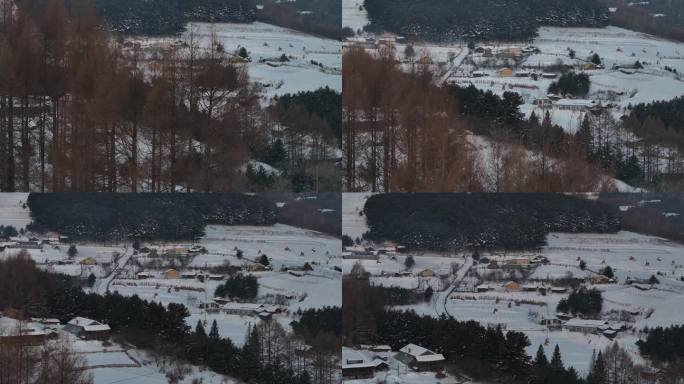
[362, 194, 621, 250]
[362, 0, 609, 41]
[25, 193, 278, 241]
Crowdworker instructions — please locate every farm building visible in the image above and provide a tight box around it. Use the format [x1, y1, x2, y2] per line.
[137, 272, 152, 279]
[395, 343, 445, 372]
[342, 349, 389, 379]
[165, 247, 189, 256]
[506, 258, 530, 268]
[418, 269, 434, 277]
[592, 275, 612, 284]
[222, 303, 279, 317]
[563, 318, 610, 334]
[540, 316, 562, 328]
[181, 271, 197, 279]
[504, 281, 521, 292]
[522, 284, 540, 292]
[550, 287, 568, 294]
[472, 71, 488, 77]
[542, 72, 558, 79]
[555, 99, 598, 111]
[249, 264, 268, 272]
[0, 318, 58, 346]
[80, 257, 97, 265]
[64, 317, 111, 340]
[477, 284, 492, 292]
[164, 269, 180, 279]
[498, 67, 513, 77]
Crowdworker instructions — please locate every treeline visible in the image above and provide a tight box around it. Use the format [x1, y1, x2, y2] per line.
[81, 0, 255, 35]
[556, 287, 603, 316]
[629, 97, 684, 136]
[0, 1, 339, 192]
[0, 253, 340, 384]
[637, 325, 684, 363]
[607, 1, 684, 43]
[362, 193, 621, 251]
[257, 0, 341, 40]
[343, 48, 612, 192]
[26, 193, 277, 241]
[272, 193, 341, 237]
[362, 0, 608, 41]
[291, 306, 342, 342]
[214, 273, 259, 300]
[548, 72, 591, 97]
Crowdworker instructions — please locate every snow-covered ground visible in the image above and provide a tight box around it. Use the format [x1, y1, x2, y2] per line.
[342, 0, 369, 33]
[0, 193, 31, 230]
[129, 22, 341, 100]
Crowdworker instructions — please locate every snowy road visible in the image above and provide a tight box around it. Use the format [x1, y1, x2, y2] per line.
[433, 256, 473, 318]
[96, 247, 131, 295]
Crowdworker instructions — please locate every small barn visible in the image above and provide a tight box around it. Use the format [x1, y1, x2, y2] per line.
[164, 269, 180, 279]
[418, 269, 434, 277]
[504, 281, 521, 292]
[498, 67, 513, 77]
[64, 317, 110, 340]
[80, 257, 97, 265]
[395, 343, 445, 372]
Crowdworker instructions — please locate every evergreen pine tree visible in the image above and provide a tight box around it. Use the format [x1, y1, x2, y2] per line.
[209, 319, 220, 340]
[535, 344, 548, 367]
[550, 344, 564, 371]
[195, 320, 207, 339]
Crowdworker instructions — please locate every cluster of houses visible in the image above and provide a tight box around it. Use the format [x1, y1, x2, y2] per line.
[539, 315, 625, 339]
[342, 243, 406, 261]
[198, 299, 282, 319]
[342, 343, 446, 380]
[136, 269, 226, 280]
[0, 315, 111, 346]
[0, 235, 70, 252]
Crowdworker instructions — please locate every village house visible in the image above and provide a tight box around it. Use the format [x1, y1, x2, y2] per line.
[80, 257, 97, 265]
[395, 343, 445, 372]
[136, 272, 152, 279]
[164, 247, 189, 257]
[554, 99, 599, 111]
[506, 258, 531, 268]
[164, 269, 180, 279]
[563, 318, 610, 334]
[477, 284, 492, 292]
[64, 317, 111, 340]
[0, 318, 58, 346]
[221, 303, 279, 318]
[418, 269, 434, 277]
[180, 271, 197, 279]
[540, 316, 562, 328]
[342, 348, 390, 379]
[504, 281, 521, 292]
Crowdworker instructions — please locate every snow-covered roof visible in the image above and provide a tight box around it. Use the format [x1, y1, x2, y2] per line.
[555, 99, 598, 107]
[68, 317, 110, 332]
[399, 343, 435, 358]
[415, 353, 445, 363]
[564, 318, 608, 328]
[222, 303, 265, 311]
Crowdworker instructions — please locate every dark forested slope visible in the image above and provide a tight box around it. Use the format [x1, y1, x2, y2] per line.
[363, 194, 621, 250]
[363, 0, 609, 41]
[26, 193, 277, 241]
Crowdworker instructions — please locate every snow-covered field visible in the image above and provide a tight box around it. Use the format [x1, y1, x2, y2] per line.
[129, 22, 341, 100]
[342, 0, 369, 33]
[0, 193, 31, 230]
